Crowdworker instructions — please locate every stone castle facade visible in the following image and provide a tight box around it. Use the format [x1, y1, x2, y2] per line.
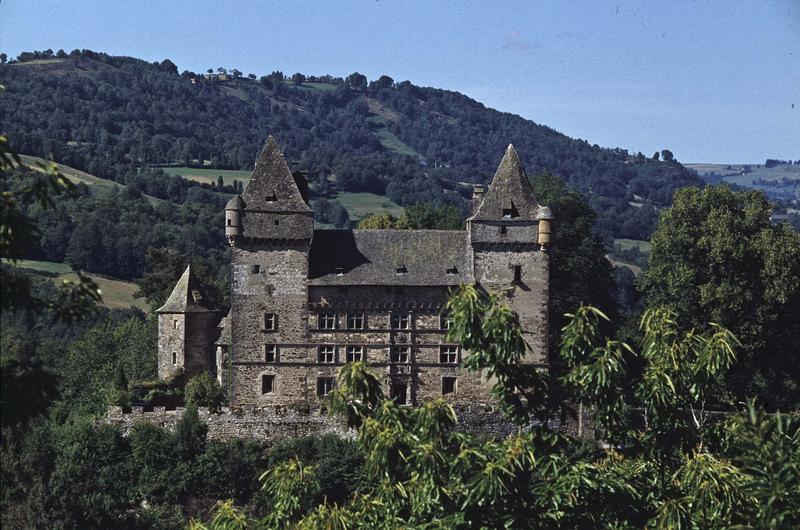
[156, 137, 553, 408]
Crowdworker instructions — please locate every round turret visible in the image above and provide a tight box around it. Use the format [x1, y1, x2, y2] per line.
[535, 206, 553, 248]
[225, 195, 244, 243]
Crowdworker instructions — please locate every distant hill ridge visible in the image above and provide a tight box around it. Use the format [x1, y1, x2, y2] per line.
[1, 49, 703, 240]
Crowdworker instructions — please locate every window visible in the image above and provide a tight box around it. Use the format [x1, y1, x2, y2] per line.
[261, 374, 275, 394]
[346, 346, 364, 363]
[390, 382, 408, 404]
[318, 345, 336, 363]
[264, 313, 277, 331]
[317, 377, 335, 396]
[500, 225, 507, 235]
[391, 313, 410, 330]
[347, 313, 365, 330]
[502, 207, 516, 218]
[274, 219, 279, 225]
[440, 313, 453, 330]
[446, 266, 458, 275]
[251, 264, 261, 274]
[442, 377, 457, 395]
[227, 218, 232, 226]
[513, 265, 522, 283]
[318, 313, 337, 330]
[440, 346, 458, 364]
[172, 351, 177, 365]
[395, 265, 408, 274]
[173, 319, 179, 330]
[391, 346, 410, 364]
[265, 345, 277, 363]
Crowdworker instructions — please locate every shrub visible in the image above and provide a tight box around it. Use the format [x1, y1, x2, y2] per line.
[185, 373, 225, 413]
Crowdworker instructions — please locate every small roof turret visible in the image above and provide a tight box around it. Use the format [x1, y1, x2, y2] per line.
[225, 195, 245, 210]
[156, 265, 215, 313]
[241, 136, 312, 213]
[469, 144, 541, 221]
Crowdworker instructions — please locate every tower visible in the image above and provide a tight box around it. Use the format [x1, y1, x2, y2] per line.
[225, 137, 314, 406]
[156, 265, 221, 380]
[468, 144, 553, 364]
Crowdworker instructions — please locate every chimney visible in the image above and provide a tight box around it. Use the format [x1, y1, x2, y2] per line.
[471, 184, 485, 215]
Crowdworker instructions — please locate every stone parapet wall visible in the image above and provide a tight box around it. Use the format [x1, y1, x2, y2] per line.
[105, 404, 535, 443]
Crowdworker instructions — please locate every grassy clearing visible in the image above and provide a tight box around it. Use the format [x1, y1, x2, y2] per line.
[300, 82, 338, 92]
[373, 127, 419, 158]
[614, 239, 652, 254]
[162, 167, 252, 186]
[19, 155, 165, 206]
[6, 259, 149, 311]
[333, 192, 405, 221]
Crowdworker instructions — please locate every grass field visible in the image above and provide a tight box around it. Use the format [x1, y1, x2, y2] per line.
[613, 239, 652, 254]
[686, 163, 800, 200]
[300, 82, 338, 92]
[19, 155, 165, 205]
[333, 192, 405, 221]
[7, 259, 149, 311]
[162, 167, 252, 186]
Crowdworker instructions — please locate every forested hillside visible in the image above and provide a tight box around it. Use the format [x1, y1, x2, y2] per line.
[0, 49, 702, 241]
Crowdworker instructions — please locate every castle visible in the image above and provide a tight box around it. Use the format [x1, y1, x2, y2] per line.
[156, 137, 552, 408]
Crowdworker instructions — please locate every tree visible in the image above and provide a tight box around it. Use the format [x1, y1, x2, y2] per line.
[644, 185, 800, 409]
[530, 172, 618, 354]
[661, 149, 674, 162]
[345, 72, 367, 91]
[291, 73, 306, 85]
[185, 373, 225, 413]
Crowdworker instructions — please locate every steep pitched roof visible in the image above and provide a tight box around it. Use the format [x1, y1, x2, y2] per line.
[308, 229, 473, 286]
[240, 136, 311, 212]
[156, 265, 215, 313]
[470, 144, 540, 221]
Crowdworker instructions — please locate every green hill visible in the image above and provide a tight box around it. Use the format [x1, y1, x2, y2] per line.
[1, 49, 704, 241]
[686, 162, 800, 201]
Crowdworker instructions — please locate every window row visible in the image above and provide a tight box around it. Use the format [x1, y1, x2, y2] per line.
[259, 375, 457, 397]
[262, 312, 454, 331]
[260, 345, 459, 364]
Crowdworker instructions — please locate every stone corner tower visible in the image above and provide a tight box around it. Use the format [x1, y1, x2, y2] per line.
[225, 136, 314, 406]
[467, 144, 553, 364]
[156, 265, 222, 380]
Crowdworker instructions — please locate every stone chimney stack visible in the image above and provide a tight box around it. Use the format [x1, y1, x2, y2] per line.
[471, 184, 485, 216]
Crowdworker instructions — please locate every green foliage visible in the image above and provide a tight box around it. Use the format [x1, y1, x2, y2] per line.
[531, 172, 619, 352]
[185, 372, 225, 413]
[357, 202, 463, 230]
[644, 185, 800, 408]
[174, 404, 208, 460]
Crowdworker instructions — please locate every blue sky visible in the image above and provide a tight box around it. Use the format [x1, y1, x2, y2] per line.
[1, 0, 798, 163]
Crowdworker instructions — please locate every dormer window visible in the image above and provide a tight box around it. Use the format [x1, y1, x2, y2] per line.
[502, 208, 514, 218]
[446, 266, 458, 275]
[335, 267, 344, 276]
[191, 290, 202, 303]
[265, 193, 277, 201]
[396, 265, 408, 274]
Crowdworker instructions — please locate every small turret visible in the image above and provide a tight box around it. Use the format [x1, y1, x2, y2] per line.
[225, 195, 244, 245]
[535, 206, 553, 249]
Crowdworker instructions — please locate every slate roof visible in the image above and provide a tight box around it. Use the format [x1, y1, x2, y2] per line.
[308, 229, 473, 286]
[241, 136, 311, 213]
[470, 144, 541, 221]
[214, 310, 231, 346]
[156, 265, 216, 313]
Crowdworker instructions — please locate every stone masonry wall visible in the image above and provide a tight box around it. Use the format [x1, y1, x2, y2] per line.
[106, 404, 534, 444]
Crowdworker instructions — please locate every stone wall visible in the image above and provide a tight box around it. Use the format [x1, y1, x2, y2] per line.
[105, 404, 534, 444]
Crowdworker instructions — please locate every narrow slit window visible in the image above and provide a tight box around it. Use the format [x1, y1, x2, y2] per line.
[172, 351, 177, 365]
[261, 374, 275, 394]
[500, 225, 507, 234]
[173, 319, 179, 330]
